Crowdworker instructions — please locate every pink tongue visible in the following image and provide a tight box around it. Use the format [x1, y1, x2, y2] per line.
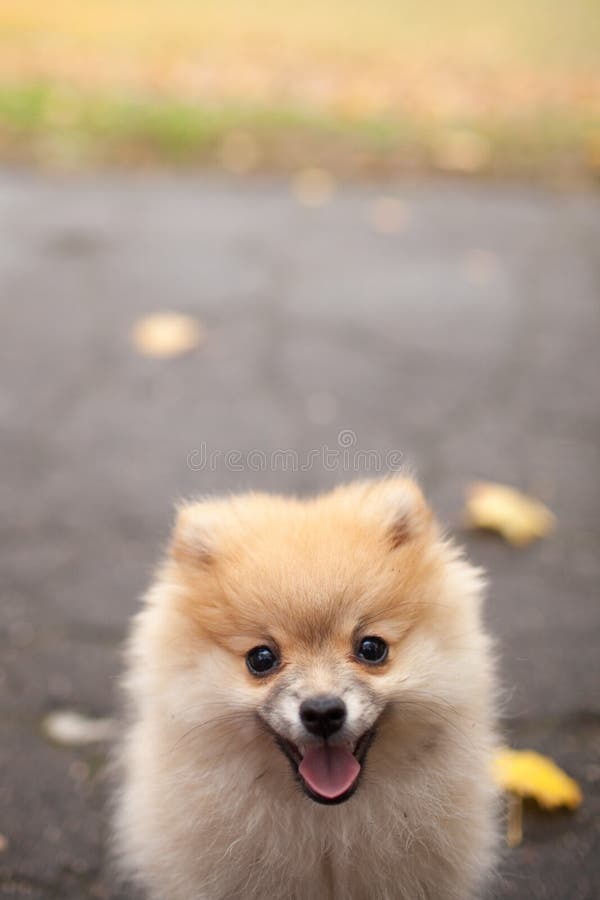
[298, 745, 360, 799]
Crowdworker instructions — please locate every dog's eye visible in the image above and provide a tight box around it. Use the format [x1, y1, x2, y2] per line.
[356, 636, 388, 665]
[246, 645, 279, 676]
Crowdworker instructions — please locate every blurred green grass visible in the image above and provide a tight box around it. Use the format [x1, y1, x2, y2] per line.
[0, 0, 598, 177]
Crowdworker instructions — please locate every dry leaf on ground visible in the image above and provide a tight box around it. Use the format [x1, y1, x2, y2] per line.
[462, 249, 499, 285]
[465, 481, 555, 546]
[367, 196, 409, 234]
[131, 312, 204, 358]
[291, 168, 335, 207]
[492, 748, 582, 810]
[42, 710, 117, 747]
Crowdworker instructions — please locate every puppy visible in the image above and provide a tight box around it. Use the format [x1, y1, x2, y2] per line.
[115, 478, 498, 899]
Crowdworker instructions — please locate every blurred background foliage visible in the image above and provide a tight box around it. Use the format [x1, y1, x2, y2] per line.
[0, 0, 598, 179]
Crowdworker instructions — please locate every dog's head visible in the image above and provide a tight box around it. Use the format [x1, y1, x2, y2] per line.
[145, 479, 489, 805]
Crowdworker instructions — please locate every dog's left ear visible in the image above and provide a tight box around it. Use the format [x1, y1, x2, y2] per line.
[360, 478, 434, 548]
[169, 500, 221, 567]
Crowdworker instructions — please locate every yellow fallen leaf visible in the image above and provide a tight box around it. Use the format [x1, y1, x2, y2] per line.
[492, 748, 582, 811]
[291, 167, 335, 207]
[367, 196, 409, 235]
[131, 313, 204, 359]
[462, 249, 499, 285]
[42, 710, 117, 746]
[465, 481, 555, 546]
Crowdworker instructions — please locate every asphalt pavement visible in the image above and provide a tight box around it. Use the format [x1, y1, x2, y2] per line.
[0, 170, 599, 899]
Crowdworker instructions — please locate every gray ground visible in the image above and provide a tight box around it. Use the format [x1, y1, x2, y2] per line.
[0, 170, 599, 899]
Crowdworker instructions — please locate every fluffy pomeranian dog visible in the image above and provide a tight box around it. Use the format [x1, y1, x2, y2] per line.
[115, 478, 498, 900]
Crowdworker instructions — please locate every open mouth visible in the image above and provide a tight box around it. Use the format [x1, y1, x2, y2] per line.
[275, 730, 375, 805]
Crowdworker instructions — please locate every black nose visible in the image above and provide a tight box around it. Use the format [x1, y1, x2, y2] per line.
[300, 695, 347, 738]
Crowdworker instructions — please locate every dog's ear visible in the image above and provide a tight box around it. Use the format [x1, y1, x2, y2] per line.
[356, 478, 434, 548]
[170, 500, 219, 567]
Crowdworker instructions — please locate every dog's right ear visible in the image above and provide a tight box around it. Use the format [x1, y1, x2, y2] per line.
[169, 501, 217, 567]
[363, 477, 433, 548]
[335, 477, 434, 549]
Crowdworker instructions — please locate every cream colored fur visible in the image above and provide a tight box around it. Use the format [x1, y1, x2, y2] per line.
[114, 479, 499, 899]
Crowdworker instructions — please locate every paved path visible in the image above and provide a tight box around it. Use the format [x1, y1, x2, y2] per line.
[1, 171, 599, 899]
